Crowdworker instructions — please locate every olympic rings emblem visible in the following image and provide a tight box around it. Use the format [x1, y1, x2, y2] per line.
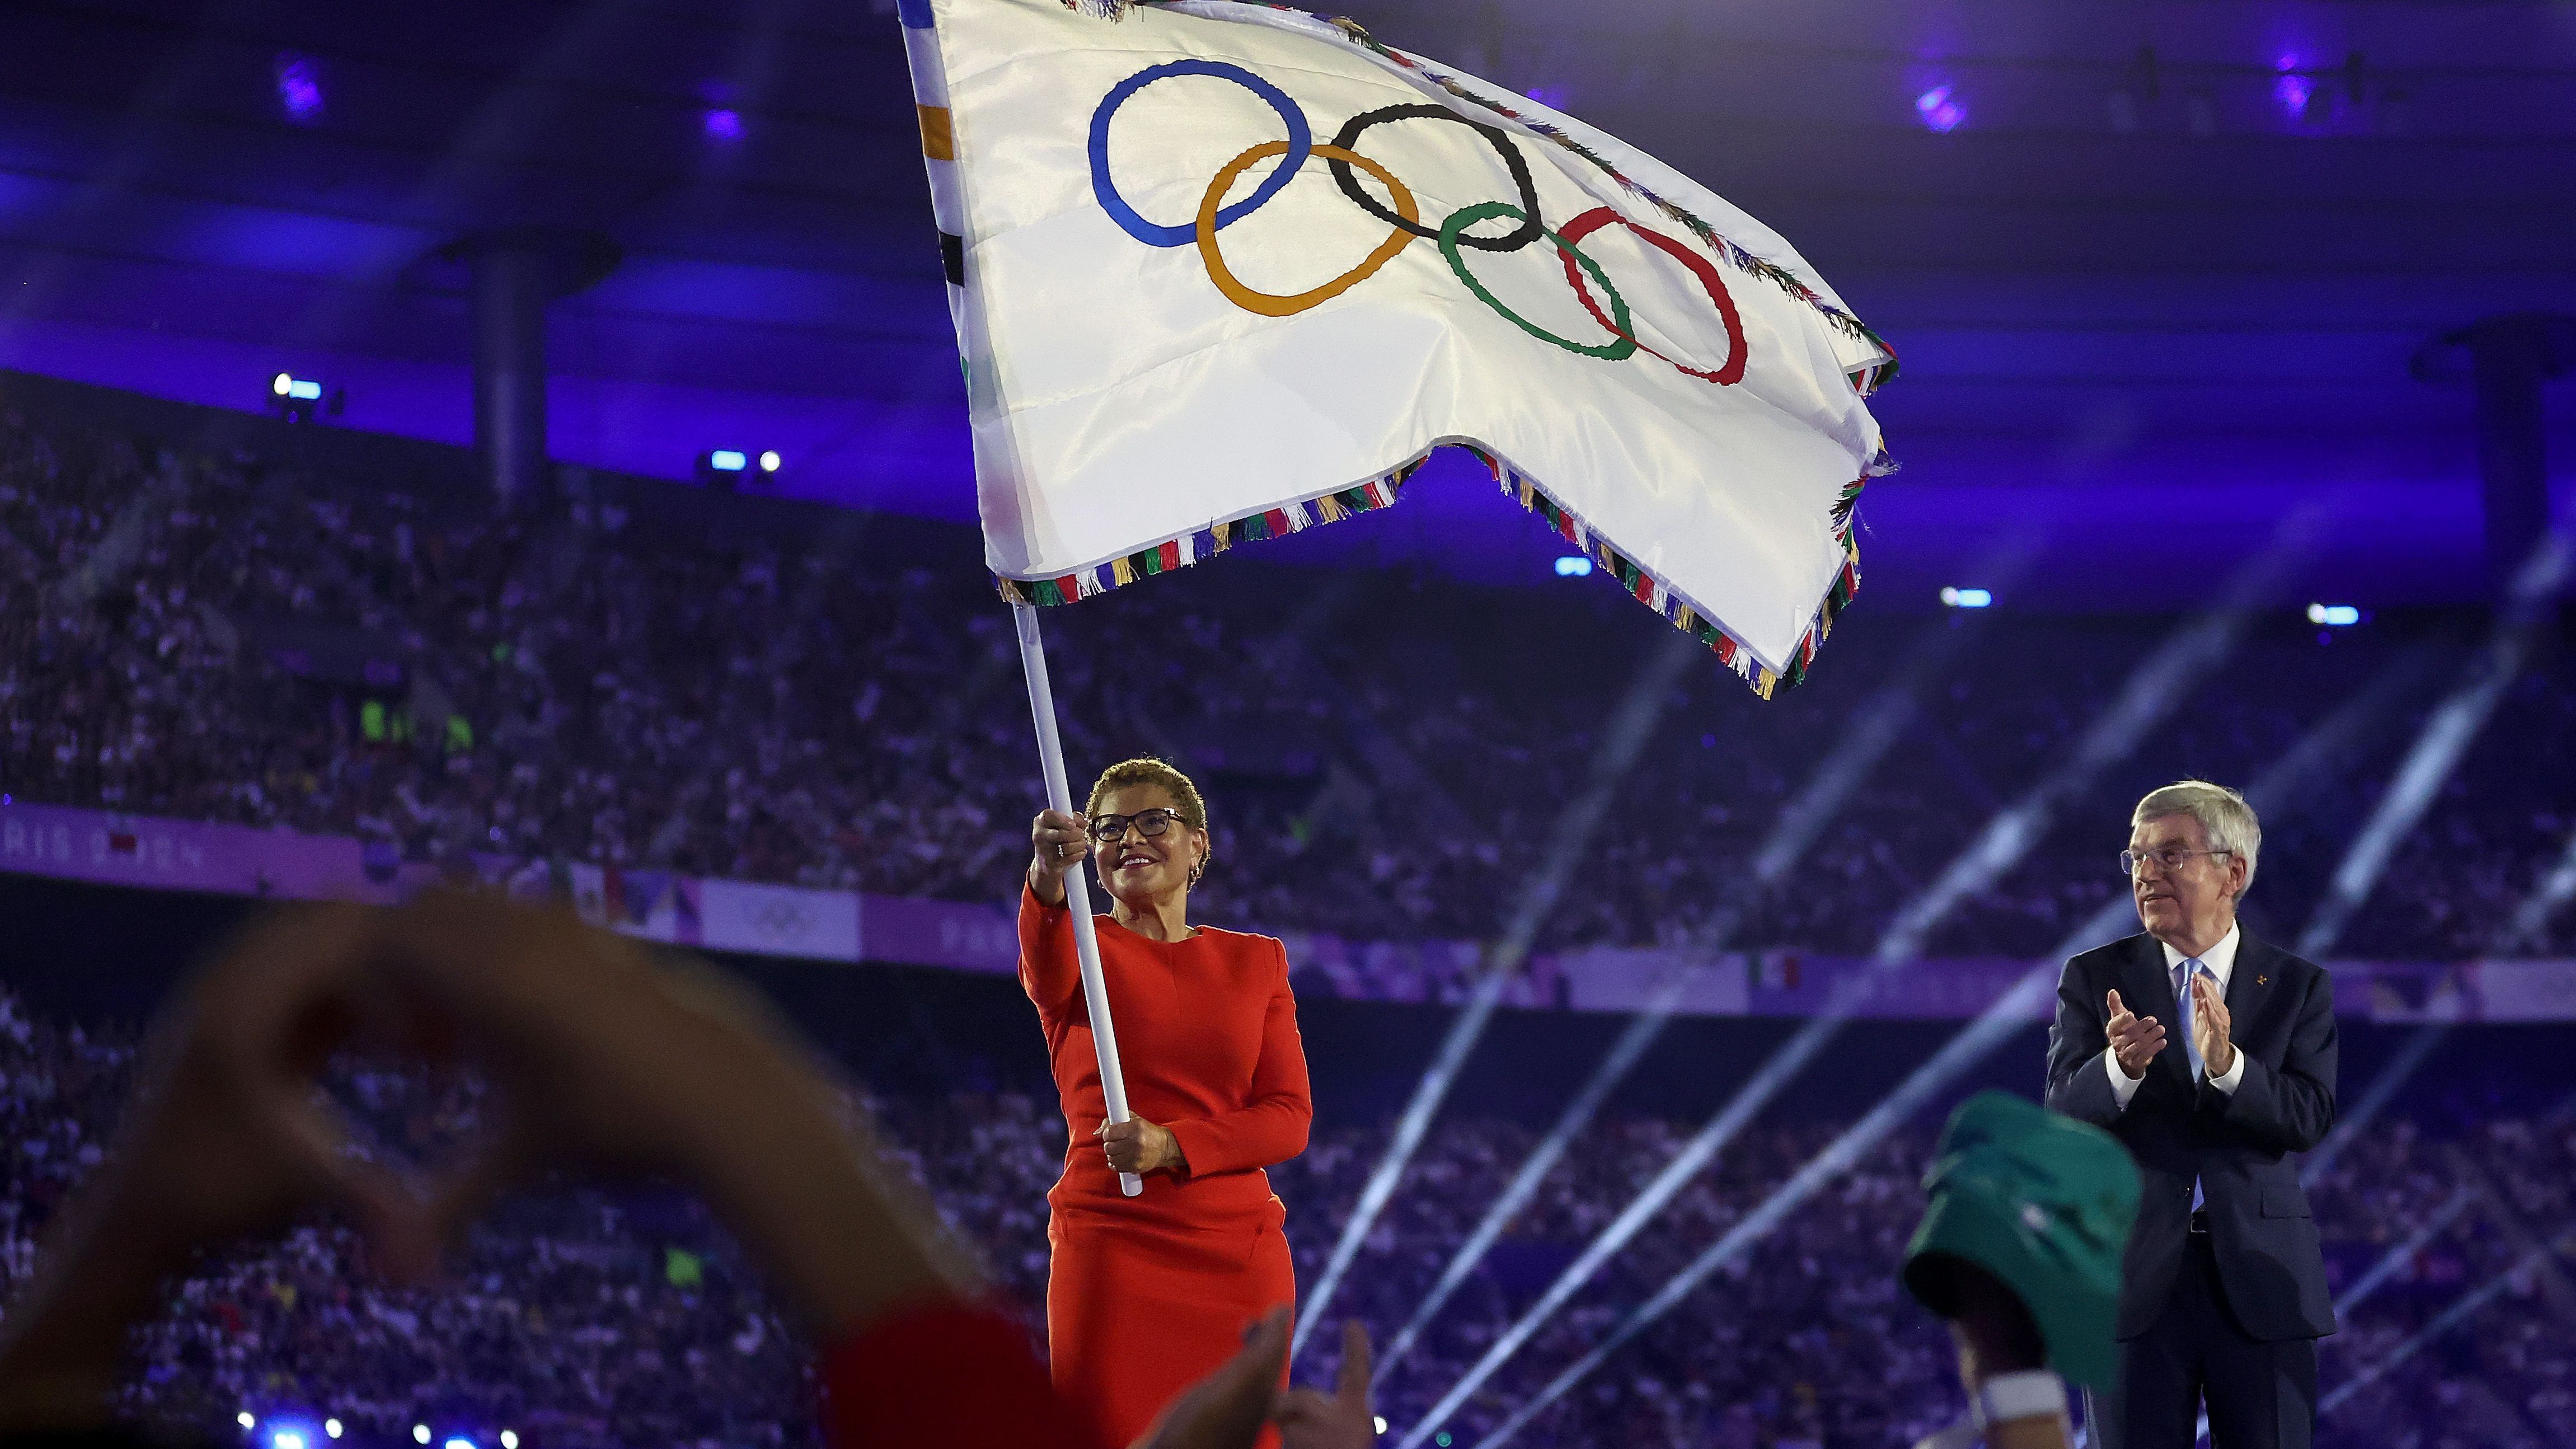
[1088, 62, 1747, 386]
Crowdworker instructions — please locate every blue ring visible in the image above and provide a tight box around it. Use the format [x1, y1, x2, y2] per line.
[1090, 61, 1312, 248]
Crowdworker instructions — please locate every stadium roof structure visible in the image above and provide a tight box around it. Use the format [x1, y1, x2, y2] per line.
[0, 0, 2570, 612]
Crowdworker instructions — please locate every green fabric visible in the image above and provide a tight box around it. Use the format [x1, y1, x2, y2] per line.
[1903, 1091, 2139, 1389]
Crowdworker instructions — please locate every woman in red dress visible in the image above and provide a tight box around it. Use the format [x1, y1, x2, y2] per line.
[1021, 757, 1312, 1448]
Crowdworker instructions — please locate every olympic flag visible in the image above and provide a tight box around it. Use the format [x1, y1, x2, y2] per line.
[899, 0, 1895, 686]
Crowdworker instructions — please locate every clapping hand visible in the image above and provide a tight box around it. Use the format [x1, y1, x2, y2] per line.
[2104, 989, 2165, 1079]
[2188, 973, 2236, 1078]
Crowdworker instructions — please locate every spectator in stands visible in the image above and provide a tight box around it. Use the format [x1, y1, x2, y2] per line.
[8, 400, 2575, 965]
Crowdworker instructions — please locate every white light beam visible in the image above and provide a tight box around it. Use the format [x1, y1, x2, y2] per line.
[1397, 580, 2266, 1449]
[1379, 621, 1974, 1376]
[1293, 633, 1701, 1357]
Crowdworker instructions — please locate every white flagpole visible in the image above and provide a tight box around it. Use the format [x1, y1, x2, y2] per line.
[1013, 601, 1144, 1198]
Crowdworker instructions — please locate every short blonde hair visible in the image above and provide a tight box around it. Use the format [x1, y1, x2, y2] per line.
[1086, 757, 1209, 832]
[2133, 780, 2260, 897]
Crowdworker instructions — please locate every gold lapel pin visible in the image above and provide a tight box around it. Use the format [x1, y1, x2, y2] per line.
[2256, 975, 2268, 986]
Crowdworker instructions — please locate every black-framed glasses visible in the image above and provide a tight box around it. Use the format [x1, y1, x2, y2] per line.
[2120, 846, 2231, 877]
[1090, 808, 1188, 842]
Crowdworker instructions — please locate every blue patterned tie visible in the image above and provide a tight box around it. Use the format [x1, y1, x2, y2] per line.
[2175, 959, 2206, 1080]
[2176, 957, 2206, 1210]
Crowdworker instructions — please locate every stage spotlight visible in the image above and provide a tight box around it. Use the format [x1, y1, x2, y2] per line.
[2306, 603, 2360, 626]
[239, 1414, 257, 1432]
[1295, 636, 1702, 1357]
[1915, 84, 1965, 133]
[2299, 537, 2566, 957]
[2333, 1185, 2474, 1318]
[325, 1423, 343, 1441]
[412, 1427, 430, 1445]
[699, 449, 784, 490]
[445, 1437, 477, 1449]
[1553, 556, 1592, 578]
[2274, 55, 2314, 119]
[500, 1434, 519, 1449]
[2319, 1231, 2576, 1419]
[275, 1433, 305, 1449]
[266, 374, 343, 424]
[275, 53, 324, 123]
[1377, 622, 1969, 1378]
[1402, 579, 2272, 1448]
[704, 109, 745, 142]
[1372, 1418, 1387, 1436]
[1939, 586, 1991, 608]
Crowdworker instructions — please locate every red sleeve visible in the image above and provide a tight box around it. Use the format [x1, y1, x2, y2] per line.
[819, 1297, 1102, 1449]
[1166, 939, 1313, 1178]
[1019, 883, 1081, 1021]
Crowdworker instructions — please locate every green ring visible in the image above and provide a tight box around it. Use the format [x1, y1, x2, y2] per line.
[1438, 201, 1637, 361]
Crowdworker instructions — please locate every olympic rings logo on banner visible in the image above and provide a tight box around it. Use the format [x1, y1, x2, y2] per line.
[1087, 60, 1747, 386]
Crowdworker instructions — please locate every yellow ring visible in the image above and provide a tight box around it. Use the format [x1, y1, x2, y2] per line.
[1195, 141, 1419, 318]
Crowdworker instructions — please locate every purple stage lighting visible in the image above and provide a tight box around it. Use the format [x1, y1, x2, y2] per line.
[703, 108, 745, 142]
[1915, 84, 1965, 133]
[2274, 55, 2313, 118]
[275, 54, 324, 124]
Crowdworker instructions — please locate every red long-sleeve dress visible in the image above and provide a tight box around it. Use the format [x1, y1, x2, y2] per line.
[1019, 885, 1313, 1448]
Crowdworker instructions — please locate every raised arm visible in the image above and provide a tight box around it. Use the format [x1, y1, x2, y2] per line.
[1020, 808, 1092, 1018]
[1165, 942, 1313, 1178]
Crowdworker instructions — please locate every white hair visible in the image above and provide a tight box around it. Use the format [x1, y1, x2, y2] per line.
[2133, 780, 2261, 897]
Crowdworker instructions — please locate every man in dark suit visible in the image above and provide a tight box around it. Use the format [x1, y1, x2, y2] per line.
[2045, 780, 2338, 1449]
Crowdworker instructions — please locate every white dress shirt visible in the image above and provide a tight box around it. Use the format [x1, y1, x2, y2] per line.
[2107, 921, 2247, 1109]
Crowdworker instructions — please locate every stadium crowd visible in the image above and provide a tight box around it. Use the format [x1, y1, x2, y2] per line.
[4, 402, 2574, 968]
[0, 980, 2564, 1449]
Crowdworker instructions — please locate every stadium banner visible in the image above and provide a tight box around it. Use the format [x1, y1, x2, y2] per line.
[8, 803, 2576, 1019]
[564, 864, 706, 948]
[1560, 946, 1752, 1016]
[1746, 954, 2052, 1021]
[697, 879, 863, 962]
[900, 0, 1895, 690]
[1278, 931, 1514, 1006]
[0, 800, 372, 900]
[2476, 960, 2576, 1022]
[853, 892, 1024, 974]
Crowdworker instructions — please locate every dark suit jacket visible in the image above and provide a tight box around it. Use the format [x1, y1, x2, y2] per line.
[2044, 928, 2338, 1342]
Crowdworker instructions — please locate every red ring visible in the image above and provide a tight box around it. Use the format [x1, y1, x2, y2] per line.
[1556, 207, 1748, 386]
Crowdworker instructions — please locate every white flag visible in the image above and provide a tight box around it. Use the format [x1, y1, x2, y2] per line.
[900, 0, 1895, 689]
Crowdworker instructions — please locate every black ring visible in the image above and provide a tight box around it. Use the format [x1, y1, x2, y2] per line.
[1329, 104, 1543, 252]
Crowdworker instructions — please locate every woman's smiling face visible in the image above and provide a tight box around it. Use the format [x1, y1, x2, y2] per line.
[1090, 782, 1206, 906]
